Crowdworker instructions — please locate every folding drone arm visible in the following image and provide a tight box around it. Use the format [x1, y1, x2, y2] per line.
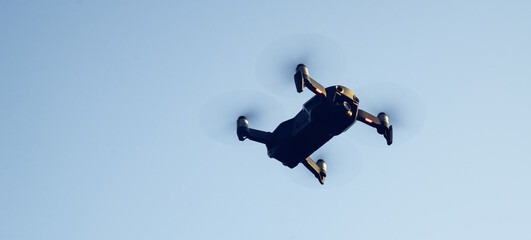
[237, 116, 273, 144]
[302, 157, 326, 185]
[357, 109, 393, 145]
[293, 64, 327, 97]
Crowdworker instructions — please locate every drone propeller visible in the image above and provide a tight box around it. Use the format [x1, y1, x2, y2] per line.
[198, 90, 285, 146]
[255, 33, 346, 98]
[353, 82, 426, 146]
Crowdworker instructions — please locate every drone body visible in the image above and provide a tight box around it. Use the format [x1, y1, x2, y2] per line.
[237, 64, 393, 184]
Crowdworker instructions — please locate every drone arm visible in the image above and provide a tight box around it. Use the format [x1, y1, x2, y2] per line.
[357, 109, 382, 128]
[294, 64, 327, 97]
[237, 116, 273, 144]
[302, 157, 326, 185]
[306, 77, 327, 96]
[357, 109, 393, 145]
[247, 129, 273, 144]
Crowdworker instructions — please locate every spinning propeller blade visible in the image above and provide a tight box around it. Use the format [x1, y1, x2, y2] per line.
[284, 137, 363, 188]
[353, 82, 426, 146]
[198, 90, 285, 146]
[255, 33, 346, 98]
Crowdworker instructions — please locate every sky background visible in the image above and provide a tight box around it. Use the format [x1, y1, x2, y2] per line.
[1, 0, 530, 239]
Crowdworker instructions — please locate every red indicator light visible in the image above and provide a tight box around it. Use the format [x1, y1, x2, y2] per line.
[316, 88, 323, 94]
[365, 118, 373, 123]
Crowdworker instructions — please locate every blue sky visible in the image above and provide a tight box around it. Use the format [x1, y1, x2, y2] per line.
[1, 1, 530, 239]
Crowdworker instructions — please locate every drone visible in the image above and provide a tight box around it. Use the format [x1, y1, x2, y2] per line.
[237, 64, 393, 185]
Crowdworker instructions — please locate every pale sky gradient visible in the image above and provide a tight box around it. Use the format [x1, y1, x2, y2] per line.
[1, 1, 530, 239]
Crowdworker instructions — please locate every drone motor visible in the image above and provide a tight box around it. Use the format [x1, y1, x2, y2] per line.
[377, 112, 393, 145]
[377, 112, 390, 130]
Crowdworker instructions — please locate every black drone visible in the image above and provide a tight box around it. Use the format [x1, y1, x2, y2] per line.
[237, 64, 393, 184]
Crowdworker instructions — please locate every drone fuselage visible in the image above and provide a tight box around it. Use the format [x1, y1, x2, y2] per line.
[265, 85, 359, 168]
[236, 64, 392, 184]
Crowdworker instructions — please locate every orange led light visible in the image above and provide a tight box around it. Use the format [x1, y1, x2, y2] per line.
[316, 88, 323, 94]
[365, 118, 373, 123]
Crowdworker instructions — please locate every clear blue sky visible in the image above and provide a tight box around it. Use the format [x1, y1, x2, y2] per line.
[1, 1, 530, 239]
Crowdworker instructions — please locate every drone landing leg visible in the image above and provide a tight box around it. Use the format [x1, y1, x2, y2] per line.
[302, 157, 326, 185]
